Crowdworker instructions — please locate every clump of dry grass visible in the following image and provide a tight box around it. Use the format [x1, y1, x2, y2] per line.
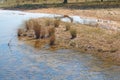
[54, 19, 60, 27]
[25, 19, 34, 31]
[70, 28, 77, 39]
[48, 26, 56, 46]
[45, 18, 51, 26]
[18, 17, 120, 65]
[33, 22, 41, 39]
[49, 34, 56, 45]
[112, 31, 120, 39]
[48, 27, 55, 37]
[65, 22, 71, 31]
[40, 27, 46, 39]
[17, 28, 25, 36]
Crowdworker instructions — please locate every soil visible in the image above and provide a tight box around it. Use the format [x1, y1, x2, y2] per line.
[25, 8, 120, 23]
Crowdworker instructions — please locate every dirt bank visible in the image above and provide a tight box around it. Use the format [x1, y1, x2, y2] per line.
[25, 8, 120, 22]
[18, 18, 120, 65]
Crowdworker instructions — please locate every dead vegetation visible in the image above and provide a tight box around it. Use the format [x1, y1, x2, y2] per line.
[70, 28, 77, 39]
[54, 19, 60, 27]
[18, 17, 120, 65]
[65, 22, 71, 31]
[18, 18, 56, 45]
[33, 24, 41, 39]
[49, 34, 56, 45]
[17, 29, 23, 36]
[48, 27, 55, 37]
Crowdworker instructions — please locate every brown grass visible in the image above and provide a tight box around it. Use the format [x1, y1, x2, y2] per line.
[48, 27, 55, 37]
[18, 18, 120, 65]
[49, 34, 56, 45]
[25, 19, 34, 31]
[26, 8, 120, 22]
[65, 22, 71, 31]
[45, 18, 51, 26]
[54, 19, 60, 27]
[40, 27, 46, 39]
[33, 21, 41, 39]
[70, 28, 77, 39]
[17, 28, 26, 36]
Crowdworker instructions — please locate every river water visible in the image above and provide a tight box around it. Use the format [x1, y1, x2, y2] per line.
[0, 10, 120, 80]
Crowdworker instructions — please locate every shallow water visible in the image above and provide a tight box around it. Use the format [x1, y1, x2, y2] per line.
[0, 10, 120, 80]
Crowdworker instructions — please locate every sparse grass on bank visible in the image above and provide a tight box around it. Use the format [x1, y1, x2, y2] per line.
[65, 22, 71, 31]
[18, 18, 120, 65]
[70, 28, 77, 39]
[49, 34, 56, 46]
[17, 29, 24, 36]
[48, 27, 55, 37]
[33, 24, 41, 39]
[54, 19, 60, 28]
[1, 1, 120, 10]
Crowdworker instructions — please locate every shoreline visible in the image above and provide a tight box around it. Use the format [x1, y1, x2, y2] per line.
[25, 8, 120, 22]
[25, 8, 120, 31]
[1, 7, 120, 65]
[18, 18, 120, 65]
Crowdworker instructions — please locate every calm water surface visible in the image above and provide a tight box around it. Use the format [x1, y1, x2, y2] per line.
[0, 10, 120, 80]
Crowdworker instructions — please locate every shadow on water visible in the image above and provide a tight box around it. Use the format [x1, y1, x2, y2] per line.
[0, 10, 120, 80]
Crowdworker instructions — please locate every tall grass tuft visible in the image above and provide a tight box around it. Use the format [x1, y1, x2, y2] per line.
[54, 19, 60, 27]
[40, 27, 46, 39]
[25, 19, 33, 31]
[65, 23, 71, 31]
[45, 19, 51, 26]
[33, 22, 41, 39]
[48, 27, 56, 45]
[49, 34, 56, 45]
[48, 27, 55, 37]
[17, 29, 24, 36]
[70, 28, 77, 39]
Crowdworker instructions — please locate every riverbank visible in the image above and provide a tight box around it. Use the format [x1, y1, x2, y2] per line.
[1, 1, 120, 22]
[18, 18, 120, 65]
[0, 9, 120, 80]
[3, 3, 120, 65]
[25, 8, 120, 31]
[25, 8, 120, 65]
[25, 8, 120, 22]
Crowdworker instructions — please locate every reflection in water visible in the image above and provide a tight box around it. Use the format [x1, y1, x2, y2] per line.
[0, 10, 120, 80]
[34, 40, 40, 48]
